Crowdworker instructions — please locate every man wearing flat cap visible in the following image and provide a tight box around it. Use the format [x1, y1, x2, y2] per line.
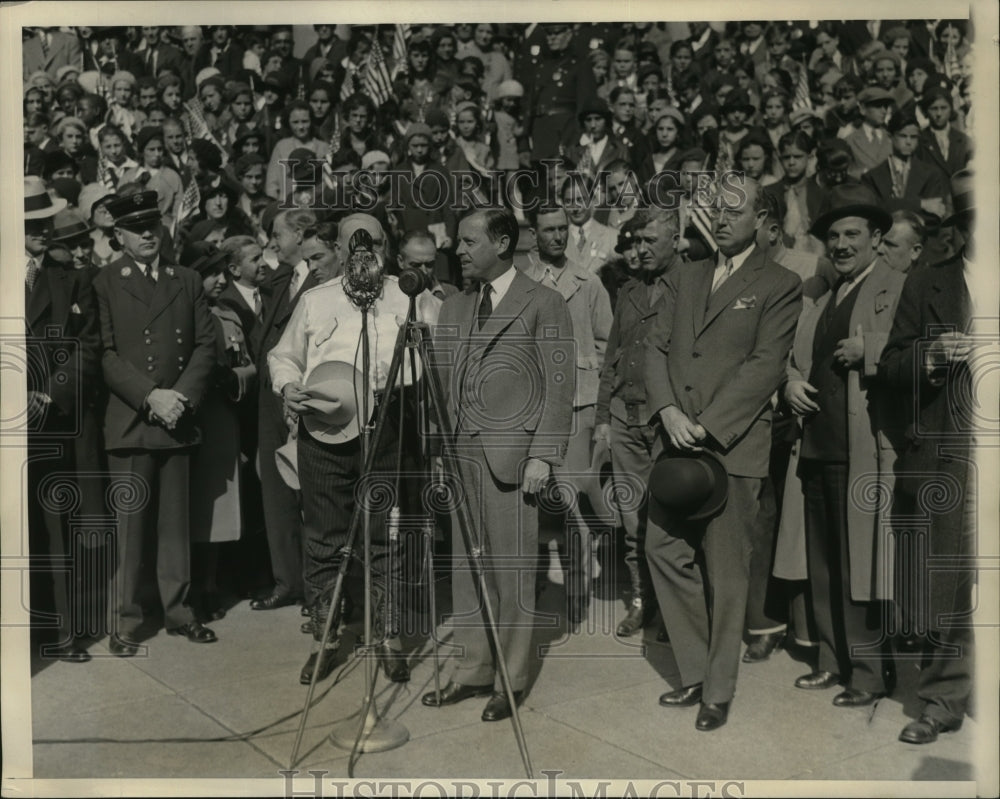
[842, 87, 894, 179]
[93, 190, 218, 654]
[643, 176, 802, 731]
[23, 177, 101, 663]
[780, 183, 906, 707]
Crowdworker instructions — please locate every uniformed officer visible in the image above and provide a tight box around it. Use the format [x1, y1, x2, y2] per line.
[517, 23, 598, 165]
[93, 191, 218, 655]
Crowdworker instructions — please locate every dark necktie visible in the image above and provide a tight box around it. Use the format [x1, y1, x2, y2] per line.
[144, 266, 157, 284]
[477, 283, 493, 330]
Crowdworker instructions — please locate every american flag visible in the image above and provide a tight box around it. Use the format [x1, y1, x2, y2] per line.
[183, 98, 228, 165]
[96, 157, 117, 192]
[792, 59, 812, 111]
[340, 62, 357, 101]
[391, 24, 412, 77]
[173, 177, 200, 238]
[687, 203, 719, 254]
[363, 38, 394, 107]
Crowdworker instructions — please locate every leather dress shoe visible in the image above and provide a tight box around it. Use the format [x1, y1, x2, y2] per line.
[421, 680, 493, 707]
[381, 645, 410, 683]
[658, 683, 703, 707]
[300, 647, 339, 685]
[616, 600, 653, 637]
[48, 641, 92, 663]
[166, 621, 218, 643]
[109, 636, 139, 657]
[899, 714, 962, 744]
[833, 687, 885, 707]
[696, 702, 730, 731]
[742, 631, 785, 663]
[300, 603, 312, 617]
[250, 592, 297, 611]
[481, 691, 524, 722]
[795, 670, 840, 690]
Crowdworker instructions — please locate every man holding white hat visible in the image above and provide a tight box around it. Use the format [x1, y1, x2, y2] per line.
[268, 213, 441, 685]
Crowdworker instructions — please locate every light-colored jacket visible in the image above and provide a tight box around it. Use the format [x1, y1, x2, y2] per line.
[772, 260, 907, 601]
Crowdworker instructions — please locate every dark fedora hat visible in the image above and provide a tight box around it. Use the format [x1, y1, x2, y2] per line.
[809, 183, 893, 239]
[648, 449, 728, 521]
[50, 207, 93, 242]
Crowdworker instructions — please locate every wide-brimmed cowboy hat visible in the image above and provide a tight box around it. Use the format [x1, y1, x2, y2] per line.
[809, 183, 894, 239]
[25, 176, 67, 220]
[648, 449, 728, 521]
[301, 360, 374, 445]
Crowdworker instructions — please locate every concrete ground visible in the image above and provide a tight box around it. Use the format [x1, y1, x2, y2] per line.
[24, 560, 988, 794]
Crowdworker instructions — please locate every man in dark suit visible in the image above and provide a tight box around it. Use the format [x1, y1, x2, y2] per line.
[23, 27, 83, 82]
[93, 191, 218, 654]
[644, 176, 802, 731]
[193, 26, 245, 79]
[862, 113, 949, 219]
[878, 176, 979, 745]
[917, 88, 973, 179]
[252, 209, 319, 610]
[24, 178, 101, 663]
[423, 209, 574, 722]
[132, 26, 185, 83]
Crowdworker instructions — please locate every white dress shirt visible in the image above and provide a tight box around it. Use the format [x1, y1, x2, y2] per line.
[484, 264, 517, 308]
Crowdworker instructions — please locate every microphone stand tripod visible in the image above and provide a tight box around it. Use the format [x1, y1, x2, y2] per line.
[289, 291, 534, 778]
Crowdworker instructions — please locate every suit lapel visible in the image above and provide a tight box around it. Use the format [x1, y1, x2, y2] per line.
[478, 273, 531, 341]
[146, 266, 183, 324]
[701, 254, 763, 334]
[115, 256, 155, 306]
[928, 256, 969, 330]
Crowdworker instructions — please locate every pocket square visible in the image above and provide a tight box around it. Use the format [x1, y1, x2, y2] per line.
[733, 296, 757, 310]
[71, 303, 82, 314]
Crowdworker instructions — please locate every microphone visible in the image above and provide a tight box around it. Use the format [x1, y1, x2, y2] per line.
[343, 228, 384, 311]
[397, 267, 432, 298]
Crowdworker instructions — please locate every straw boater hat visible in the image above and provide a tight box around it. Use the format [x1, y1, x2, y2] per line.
[25, 176, 67, 219]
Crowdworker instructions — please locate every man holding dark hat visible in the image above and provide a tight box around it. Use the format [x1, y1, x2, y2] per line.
[843, 86, 894, 179]
[782, 183, 906, 706]
[878, 169, 980, 744]
[23, 177, 101, 663]
[643, 176, 802, 731]
[93, 190, 218, 654]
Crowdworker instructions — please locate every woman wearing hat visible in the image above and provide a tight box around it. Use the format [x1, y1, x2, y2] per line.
[183, 241, 256, 623]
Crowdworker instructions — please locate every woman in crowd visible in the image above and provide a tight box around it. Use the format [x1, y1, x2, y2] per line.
[636, 107, 686, 186]
[266, 100, 331, 199]
[122, 126, 184, 231]
[184, 241, 256, 624]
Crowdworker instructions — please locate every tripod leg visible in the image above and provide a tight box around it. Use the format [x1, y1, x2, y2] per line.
[424, 521, 443, 703]
[415, 327, 534, 779]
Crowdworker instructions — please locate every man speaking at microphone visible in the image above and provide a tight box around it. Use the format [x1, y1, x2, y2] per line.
[268, 213, 440, 685]
[425, 208, 574, 722]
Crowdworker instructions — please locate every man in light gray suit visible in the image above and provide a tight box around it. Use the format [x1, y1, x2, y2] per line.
[644, 177, 802, 731]
[424, 209, 575, 722]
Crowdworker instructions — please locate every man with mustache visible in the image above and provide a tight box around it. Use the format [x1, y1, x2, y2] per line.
[783, 184, 906, 706]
